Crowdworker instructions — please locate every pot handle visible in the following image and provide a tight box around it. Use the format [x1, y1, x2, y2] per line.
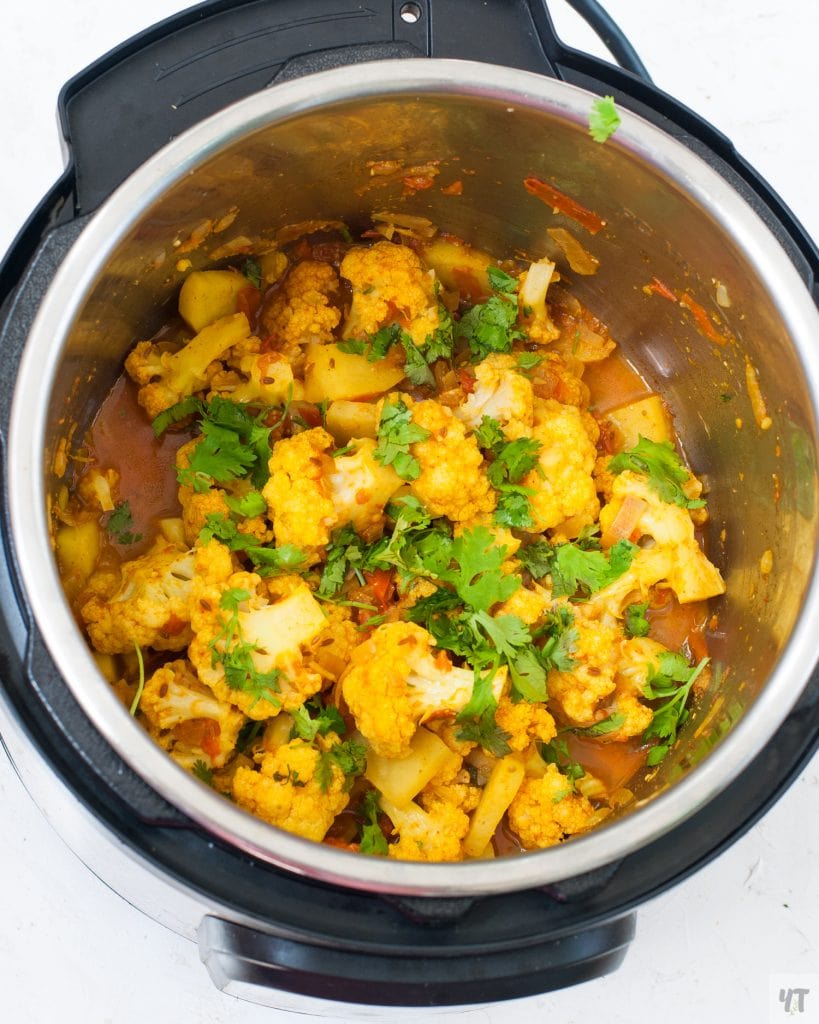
[197, 910, 636, 1007]
[57, 0, 649, 218]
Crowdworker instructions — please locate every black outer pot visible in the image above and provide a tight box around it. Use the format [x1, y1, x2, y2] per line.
[0, 0, 816, 1007]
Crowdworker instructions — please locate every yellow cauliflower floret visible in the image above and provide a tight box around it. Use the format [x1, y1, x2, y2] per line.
[326, 438, 403, 542]
[188, 541, 327, 720]
[263, 427, 337, 551]
[494, 582, 550, 625]
[260, 260, 341, 352]
[548, 616, 622, 727]
[407, 397, 496, 523]
[125, 312, 252, 419]
[518, 258, 560, 344]
[81, 539, 195, 654]
[418, 763, 482, 815]
[597, 636, 671, 742]
[599, 471, 725, 603]
[530, 351, 590, 408]
[508, 763, 595, 849]
[305, 602, 359, 684]
[341, 622, 506, 758]
[340, 241, 439, 348]
[381, 793, 470, 862]
[521, 398, 599, 535]
[139, 659, 245, 769]
[454, 354, 534, 439]
[494, 697, 557, 753]
[232, 737, 351, 841]
[215, 347, 304, 406]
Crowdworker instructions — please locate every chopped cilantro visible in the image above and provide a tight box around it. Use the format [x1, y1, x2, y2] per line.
[199, 513, 306, 576]
[624, 601, 651, 637]
[424, 305, 455, 362]
[317, 740, 368, 792]
[540, 738, 585, 782]
[609, 436, 706, 510]
[192, 759, 214, 785]
[373, 398, 430, 481]
[291, 699, 347, 742]
[456, 665, 513, 757]
[225, 490, 267, 518]
[359, 790, 389, 856]
[209, 588, 282, 709]
[588, 95, 621, 143]
[517, 352, 542, 371]
[643, 654, 710, 764]
[319, 524, 369, 597]
[243, 257, 262, 289]
[573, 713, 626, 736]
[475, 416, 541, 529]
[456, 266, 524, 360]
[107, 501, 143, 545]
[519, 537, 635, 599]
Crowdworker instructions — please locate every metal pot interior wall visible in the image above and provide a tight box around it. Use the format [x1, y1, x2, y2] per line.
[38, 80, 818, 857]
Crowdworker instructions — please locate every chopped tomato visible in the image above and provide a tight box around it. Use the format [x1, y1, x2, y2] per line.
[523, 176, 606, 234]
[364, 568, 395, 613]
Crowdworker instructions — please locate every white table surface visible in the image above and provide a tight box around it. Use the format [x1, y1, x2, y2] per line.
[1, 2, 817, 1022]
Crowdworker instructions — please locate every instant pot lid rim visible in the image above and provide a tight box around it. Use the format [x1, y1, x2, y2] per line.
[9, 59, 819, 897]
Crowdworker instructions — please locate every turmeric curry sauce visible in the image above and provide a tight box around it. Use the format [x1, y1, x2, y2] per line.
[54, 229, 725, 861]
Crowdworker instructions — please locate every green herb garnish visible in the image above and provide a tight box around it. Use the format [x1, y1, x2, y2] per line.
[609, 436, 705, 510]
[588, 95, 621, 143]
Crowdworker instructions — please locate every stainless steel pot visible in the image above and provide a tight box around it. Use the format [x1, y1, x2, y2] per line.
[8, 60, 819, 896]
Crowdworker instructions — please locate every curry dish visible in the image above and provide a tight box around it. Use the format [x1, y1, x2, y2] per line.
[54, 225, 726, 861]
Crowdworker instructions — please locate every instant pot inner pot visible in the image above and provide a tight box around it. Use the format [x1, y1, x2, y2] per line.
[45, 88, 815, 833]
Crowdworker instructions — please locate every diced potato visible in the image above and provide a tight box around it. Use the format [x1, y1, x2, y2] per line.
[366, 727, 460, 808]
[422, 238, 492, 301]
[158, 517, 186, 546]
[521, 743, 548, 779]
[607, 395, 671, 450]
[463, 755, 525, 858]
[325, 401, 379, 444]
[178, 270, 250, 332]
[263, 714, 294, 752]
[55, 520, 100, 600]
[303, 344, 405, 403]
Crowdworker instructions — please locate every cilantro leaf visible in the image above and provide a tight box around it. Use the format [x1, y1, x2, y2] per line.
[517, 540, 553, 579]
[588, 95, 621, 143]
[337, 337, 368, 355]
[107, 501, 143, 545]
[318, 740, 368, 792]
[456, 665, 513, 757]
[243, 257, 262, 289]
[456, 266, 524, 361]
[192, 759, 214, 785]
[643, 655, 710, 764]
[609, 436, 706, 509]
[517, 352, 542, 371]
[572, 713, 626, 736]
[225, 490, 267, 518]
[424, 305, 455, 362]
[373, 398, 430, 481]
[319, 524, 369, 597]
[487, 266, 520, 293]
[539, 738, 585, 782]
[624, 601, 650, 637]
[439, 526, 520, 612]
[486, 435, 541, 488]
[199, 513, 306, 576]
[291, 700, 347, 742]
[549, 539, 637, 598]
[359, 790, 389, 856]
[475, 417, 541, 528]
[151, 395, 201, 437]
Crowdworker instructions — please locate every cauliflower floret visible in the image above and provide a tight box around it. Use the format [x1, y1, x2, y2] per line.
[232, 736, 351, 841]
[188, 540, 327, 720]
[341, 621, 507, 758]
[454, 354, 534, 439]
[407, 397, 496, 523]
[139, 659, 245, 769]
[597, 636, 671, 743]
[81, 539, 195, 654]
[380, 793, 470, 862]
[77, 466, 119, 512]
[548, 616, 622, 727]
[494, 696, 557, 753]
[304, 602, 360, 684]
[326, 438, 403, 542]
[263, 428, 402, 551]
[508, 763, 595, 849]
[599, 471, 725, 603]
[125, 312, 253, 419]
[340, 241, 440, 349]
[530, 352, 590, 408]
[214, 347, 304, 406]
[260, 261, 341, 354]
[263, 427, 337, 551]
[518, 258, 560, 344]
[494, 582, 550, 625]
[418, 762, 482, 815]
[521, 398, 599, 535]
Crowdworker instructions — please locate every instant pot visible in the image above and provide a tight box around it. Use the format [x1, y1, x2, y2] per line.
[0, 0, 817, 1011]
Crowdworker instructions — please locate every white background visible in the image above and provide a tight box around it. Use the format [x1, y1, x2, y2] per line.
[1, 2, 817, 1022]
